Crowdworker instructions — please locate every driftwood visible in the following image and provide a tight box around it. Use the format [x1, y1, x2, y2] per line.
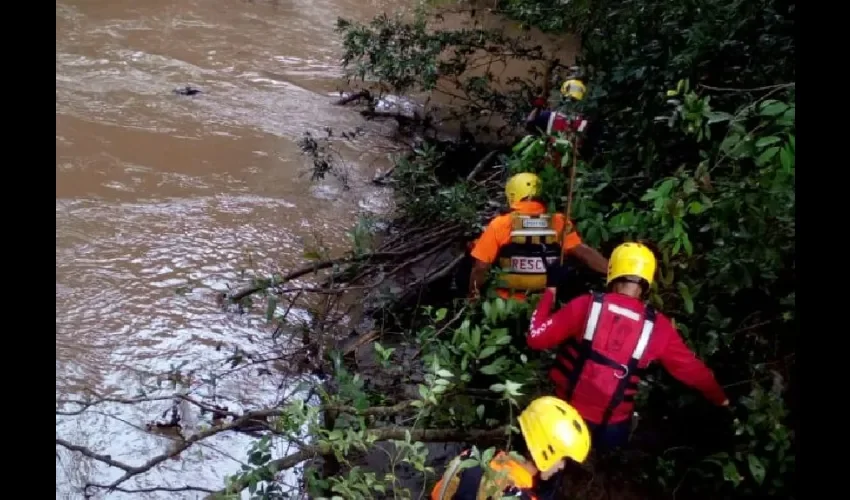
[338, 330, 381, 357]
[334, 89, 373, 106]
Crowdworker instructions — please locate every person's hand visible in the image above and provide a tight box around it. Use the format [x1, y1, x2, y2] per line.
[532, 96, 547, 109]
[539, 245, 572, 288]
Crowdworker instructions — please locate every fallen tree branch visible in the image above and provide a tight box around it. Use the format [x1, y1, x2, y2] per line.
[465, 150, 499, 182]
[228, 250, 420, 303]
[334, 89, 372, 106]
[84, 484, 215, 497]
[59, 405, 280, 491]
[58, 395, 501, 496]
[337, 329, 381, 357]
[398, 254, 465, 305]
[57, 395, 177, 416]
[698, 82, 795, 93]
[56, 438, 138, 472]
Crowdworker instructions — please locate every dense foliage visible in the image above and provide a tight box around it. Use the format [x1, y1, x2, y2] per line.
[221, 0, 795, 498]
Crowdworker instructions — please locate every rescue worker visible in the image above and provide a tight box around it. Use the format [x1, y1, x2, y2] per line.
[431, 396, 591, 500]
[526, 242, 729, 451]
[468, 172, 608, 302]
[525, 78, 589, 139]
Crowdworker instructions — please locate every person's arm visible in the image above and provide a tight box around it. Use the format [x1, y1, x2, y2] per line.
[571, 244, 609, 275]
[468, 219, 504, 299]
[526, 110, 552, 134]
[468, 260, 490, 299]
[527, 292, 591, 350]
[557, 217, 609, 276]
[656, 318, 729, 406]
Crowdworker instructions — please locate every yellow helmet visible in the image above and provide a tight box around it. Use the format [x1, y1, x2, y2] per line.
[607, 242, 657, 286]
[517, 396, 591, 472]
[505, 172, 541, 207]
[560, 79, 586, 101]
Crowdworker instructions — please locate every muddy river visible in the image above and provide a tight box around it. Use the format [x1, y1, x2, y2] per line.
[56, 0, 407, 497]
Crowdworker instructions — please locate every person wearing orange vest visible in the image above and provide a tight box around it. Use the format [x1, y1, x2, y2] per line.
[468, 172, 608, 302]
[430, 396, 591, 500]
[526, 242, 729, 450]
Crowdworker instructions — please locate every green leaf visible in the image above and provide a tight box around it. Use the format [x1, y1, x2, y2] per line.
[759, 100, 789, 117]
[682, 234, 693, 256]
[723, 462, 742, 486]
[481, 447, 496, 465]
[435, 308, 447, 321]
[512, 135, 534, 153]
[471, 325, 481, 349]
[705, 111, 733, 124]
[640, 188, 658, 202]
[481, 301, 492, 321]
[747, 454, 766, 485]
[719, 134, 741, 154]
[755, 146, 780, 166]
[479, 358, 507, 375]
[478, 346, 498, 360]
[687, 201, 705, 215]
[494, 334, 512, 346]
[503, 380, 524, 396]
[677, 282, 694, 314]
[460, 458, 479, 470]
[779, 146, 793, 171]
[436, 369, 453, 378]
[755, 136, 781, 148]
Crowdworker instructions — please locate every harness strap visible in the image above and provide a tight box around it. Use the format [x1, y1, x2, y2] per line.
[556, 293, 657, 425]
[433, 453, 466, 500]
[599, 306, 656, 426]
[561, 291, 604, 400]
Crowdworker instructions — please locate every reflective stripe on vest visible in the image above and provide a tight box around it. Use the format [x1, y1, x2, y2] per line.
[546, 112, 588, 135]
[556, 292, 656, 426]
[495, 213, 562, 292]
[432, 453, 466, 500]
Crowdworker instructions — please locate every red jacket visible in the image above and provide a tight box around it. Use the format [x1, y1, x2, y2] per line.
[527, 290, 727, 425]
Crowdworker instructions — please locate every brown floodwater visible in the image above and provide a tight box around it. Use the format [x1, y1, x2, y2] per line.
[56, 0, 404, 497]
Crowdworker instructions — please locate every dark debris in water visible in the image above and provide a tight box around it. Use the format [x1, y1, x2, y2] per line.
[173, 86, 202, 96]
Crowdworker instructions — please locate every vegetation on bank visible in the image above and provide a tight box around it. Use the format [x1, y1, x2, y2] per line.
[224, 0, 794, 497]
[55, 0, 794, 498]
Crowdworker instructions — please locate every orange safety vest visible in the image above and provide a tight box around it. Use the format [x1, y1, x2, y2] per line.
[431, 449, 538, 500]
